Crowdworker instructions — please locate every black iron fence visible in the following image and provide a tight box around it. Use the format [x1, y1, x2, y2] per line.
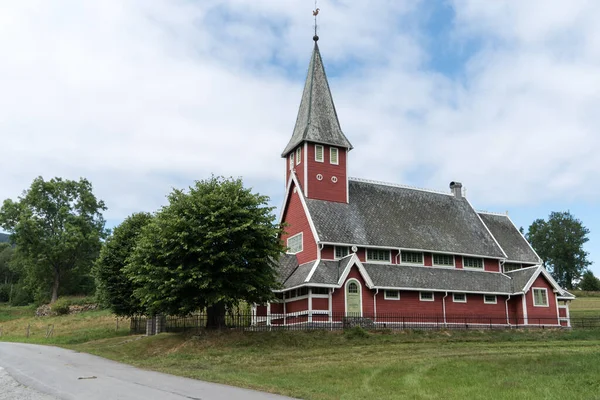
[130, 312, 600, 334]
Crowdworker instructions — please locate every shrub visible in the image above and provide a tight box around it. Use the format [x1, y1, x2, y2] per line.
[9, 285, 33, 306]
[52, 298, 71, 315]
[0, 284, 10, 302]
[344, 326, 370, 339]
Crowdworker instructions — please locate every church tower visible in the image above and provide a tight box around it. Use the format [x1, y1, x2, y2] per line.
[282, 35, 353, 203]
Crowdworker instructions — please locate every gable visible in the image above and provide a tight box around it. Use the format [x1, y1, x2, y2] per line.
[305, 179, 506, 258]
[478, 212, 540, 264]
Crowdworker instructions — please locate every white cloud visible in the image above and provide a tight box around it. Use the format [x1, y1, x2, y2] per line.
[1, 0, 599, 225]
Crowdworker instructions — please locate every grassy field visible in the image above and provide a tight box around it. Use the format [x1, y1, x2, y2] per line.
[0, 303, 129, 344]
[2, 300, 600, 399]
[570, 295, 600, 319]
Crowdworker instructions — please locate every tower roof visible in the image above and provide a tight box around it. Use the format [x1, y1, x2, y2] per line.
[282, 42, 353, 156]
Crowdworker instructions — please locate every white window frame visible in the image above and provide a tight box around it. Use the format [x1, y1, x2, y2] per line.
[366, 249, 391, 263]
[330, 147, 339, 165]
[296, 148, 301, 165]
[315, 145, 324, 162]
[400, 251, 424, 265]
[433, 253, 455, 267]
[484, 295, 497, 304]
[289, 153, 294, 170]
[463, 257, 483, 270]
[504, 262, 522, 272]
[452, 293, 467, 303]
[286, 232, 303, 254]
[419, 292, 434, 302]
[532, 287, 549, 307]
[334, 246, 349, 260]
[384, 290, 400, 300]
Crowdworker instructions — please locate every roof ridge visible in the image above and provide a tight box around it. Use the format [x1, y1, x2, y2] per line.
[349, 177, 452, 196]
[478, 210, 509, 217]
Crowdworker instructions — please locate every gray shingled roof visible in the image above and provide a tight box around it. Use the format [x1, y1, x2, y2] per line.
[277, 254, 300, 285]
[282, 260, 315, 288]
[478, 213, 540, 264]
[281, 42, 353, 156]
[305, 179, 506, 258]
[363, 263, 513, 293]
[277, 257, 570, 295]
[504, 267, 538, 293]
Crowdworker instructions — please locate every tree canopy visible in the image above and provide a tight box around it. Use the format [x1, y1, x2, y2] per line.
[0, 177, 107, 302]
[579, 270, 600, 291]
[527, 211, 591, 290]
[94, 212, 153, 316]
[125, 177, 284, 325]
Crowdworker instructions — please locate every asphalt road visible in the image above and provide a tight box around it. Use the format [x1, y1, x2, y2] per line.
[0, 342, 295, 400]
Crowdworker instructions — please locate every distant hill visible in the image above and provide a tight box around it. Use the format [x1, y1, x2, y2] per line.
[0, 233, 9, 243]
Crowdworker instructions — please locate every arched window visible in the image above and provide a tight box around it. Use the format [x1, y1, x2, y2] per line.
[348, 282, 358, 294]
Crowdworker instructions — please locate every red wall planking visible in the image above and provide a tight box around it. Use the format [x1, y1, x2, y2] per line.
[281, 183, 317, 265]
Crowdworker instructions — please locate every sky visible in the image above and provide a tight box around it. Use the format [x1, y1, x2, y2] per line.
[1, 0, 598, 275]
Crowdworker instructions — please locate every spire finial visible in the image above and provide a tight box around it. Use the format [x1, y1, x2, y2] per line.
[313, 1, 320, 41]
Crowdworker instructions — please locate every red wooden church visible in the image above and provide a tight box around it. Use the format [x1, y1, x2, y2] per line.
[257, 35, 574, 328]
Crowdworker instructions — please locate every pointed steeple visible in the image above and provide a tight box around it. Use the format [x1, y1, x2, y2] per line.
[281, 41, 353, 156]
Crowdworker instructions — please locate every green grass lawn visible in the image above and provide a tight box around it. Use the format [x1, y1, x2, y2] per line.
[72, 329, 600, 400]
[2, 301, 600, 399]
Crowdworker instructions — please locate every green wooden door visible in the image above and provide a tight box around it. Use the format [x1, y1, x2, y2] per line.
[346, 281, 361, 315]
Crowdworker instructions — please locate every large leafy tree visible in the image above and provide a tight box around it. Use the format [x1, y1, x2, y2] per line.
[94, 212, 153, 316]
[527, 211, 591, 290]
[126, 176, 284, 327]
[0, 177, 107, 303]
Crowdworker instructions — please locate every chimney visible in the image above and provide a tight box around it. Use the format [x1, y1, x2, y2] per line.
[449, 181, 463, 198]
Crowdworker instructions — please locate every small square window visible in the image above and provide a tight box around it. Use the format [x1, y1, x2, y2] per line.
[484, 295, 497, 304]
[296, 148, 301, 165]
[533, 288, 549, 307]
[433, 254, 454, 267]
[384, 290, 400, 300]
[419, 292, 434, 301]
[453, 293, 467, 303]
[335, 246, 349, 259]
[315, 145, 324, 162]
[401, 251, 423, 264]
[286, 233, 303, 254]
[330, 147, 339, 165]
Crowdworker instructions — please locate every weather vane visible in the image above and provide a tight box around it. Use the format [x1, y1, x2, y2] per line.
[313, 1, 320, 41]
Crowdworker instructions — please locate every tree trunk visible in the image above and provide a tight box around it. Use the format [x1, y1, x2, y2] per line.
[206, 302, 226, 330]
[51, 270, 60, 303]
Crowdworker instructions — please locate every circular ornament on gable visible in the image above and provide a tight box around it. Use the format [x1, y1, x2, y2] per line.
[316, 174, 323, 181]
[331, 176, 338, 183]
[351, 245, 358, 253]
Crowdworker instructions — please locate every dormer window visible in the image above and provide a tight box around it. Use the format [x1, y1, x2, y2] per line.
[296, 148, 301, 165]
[289, 153, 294, 170]
[330, 147, 339, 165]
[315, 145, 324, 162]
